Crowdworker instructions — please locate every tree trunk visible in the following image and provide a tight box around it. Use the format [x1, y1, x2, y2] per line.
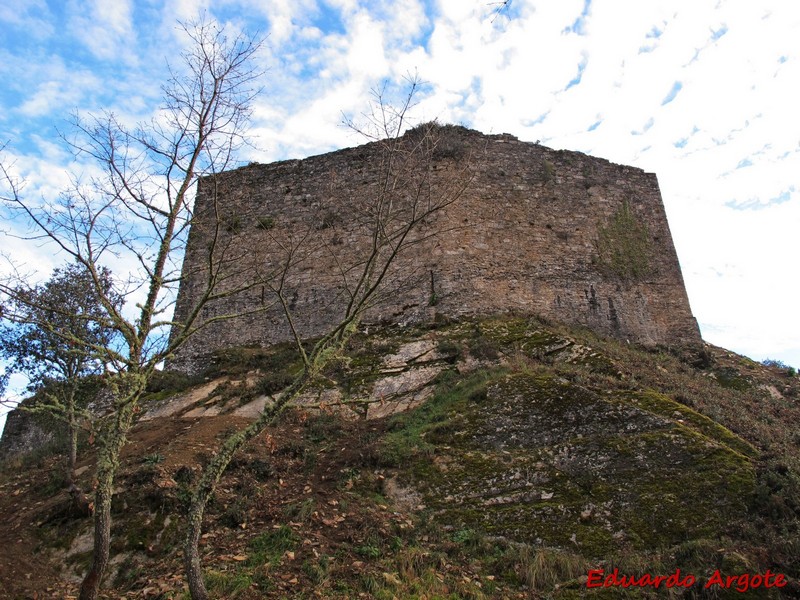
[66, 429, 92, 517]
[79, 377, 142, 600]
[184, 498, 208, 600]
[78, 478, 112, 600]
[184, 376, 309, 599]
[65, 395, 91, 516]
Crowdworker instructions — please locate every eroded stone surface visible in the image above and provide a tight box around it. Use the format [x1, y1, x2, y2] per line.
[407, 372, 755, 555]
[232, 395, 270, 418]
[382, 340, 440, 369]
[140, 380, 221, 421]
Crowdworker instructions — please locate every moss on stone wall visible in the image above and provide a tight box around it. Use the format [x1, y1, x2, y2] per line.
[595, 200, 653, 280]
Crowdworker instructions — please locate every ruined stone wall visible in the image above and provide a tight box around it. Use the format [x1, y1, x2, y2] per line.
[169, 126, 699, 373]
[0, 407, 55, 460]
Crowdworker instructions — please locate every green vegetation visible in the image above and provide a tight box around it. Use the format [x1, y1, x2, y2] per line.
[4, 315, 799, 598]
[255, 216, 275, 230]
[205, 342, 303, 379]
[318, 333, 399, 395]
[619, 389, 756, 457]
[512, 546, 590, 594]
[225, 215, 243, 234]
[377, 369, 503, 468]
[204, 570, 252, 597]
[247, 525, 299, 568]
[142, 452, 165, 466]
[595, 200, 652, 279]
[543, 159, 556, 183]
[144, 370, 203, 401]
[405, 121, 469, 161]
[283, 497, 316, 522]
[381, 357, 755, 559]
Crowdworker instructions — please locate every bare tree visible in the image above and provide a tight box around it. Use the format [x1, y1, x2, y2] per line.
[0, 20, 265, 600]
[182, 81, 472, 599]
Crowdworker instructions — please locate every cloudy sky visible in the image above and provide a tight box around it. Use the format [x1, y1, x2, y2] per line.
[0, 0, 798, 405]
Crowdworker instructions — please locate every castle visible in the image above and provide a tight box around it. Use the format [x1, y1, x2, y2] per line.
[170, 124, 699, 373]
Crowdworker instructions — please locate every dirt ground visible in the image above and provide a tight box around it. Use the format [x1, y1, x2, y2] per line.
[0, 410, 442, 599]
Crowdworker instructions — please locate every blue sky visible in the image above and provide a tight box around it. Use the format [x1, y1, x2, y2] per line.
[1, 0, 799, 426]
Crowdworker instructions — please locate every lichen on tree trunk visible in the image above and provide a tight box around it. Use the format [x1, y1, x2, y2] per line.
[78, 374, 145, 600]
[65, 390, 91, 516]
[183, 374, 309, 599]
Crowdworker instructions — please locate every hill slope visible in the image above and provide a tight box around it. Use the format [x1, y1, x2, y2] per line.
[1, 316, 798, 598]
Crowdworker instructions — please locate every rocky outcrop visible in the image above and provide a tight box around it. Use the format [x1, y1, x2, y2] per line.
[0, 405, 55, 460]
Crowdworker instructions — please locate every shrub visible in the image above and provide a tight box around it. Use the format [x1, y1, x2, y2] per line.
[224, 215, 242, 233]
[218, 498, 247, 529]
[247, 459, 274, 482]
[283, 497, 316, 522]
[145, 370, 198, 394]
[513, 546, 590, 592]
[763, 358, 789, 369]
[405, 121, 468, 160]
[142, 453, 164, 466]
[437, 339, 462, 362]
[254, 371, 294, 395]
[205, 343, 301, 378]
[317, 210, 339, 230]
[468, 336, 500, 360]
[763, 358, 797, 376]
[256, 215, 275, 230]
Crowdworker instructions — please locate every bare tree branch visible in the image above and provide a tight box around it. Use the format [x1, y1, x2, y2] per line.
[181, 76, 472, 599]
[0, 18, 266, 600]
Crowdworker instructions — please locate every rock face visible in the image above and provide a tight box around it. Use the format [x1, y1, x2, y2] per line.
[145, 317, 754, 557]
[0, 406, 55, 460]
[413, 374, 754, 554]
[372, 318, 756, 556]
[170, 124, 699, 373]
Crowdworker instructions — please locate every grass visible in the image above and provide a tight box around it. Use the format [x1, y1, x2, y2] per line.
[204, 570, 252, 597]
[6, 316, 800, 598]
[204, 342, 303, 379]
[142, 452, 165, 466]
[377, 368, 506, 468]
[282, 497, 316, 522]
[256, 215, 275, 230]
[380, 347, 757, 557]
[513, 546, 591, 593]
[247, 525, 299, 568]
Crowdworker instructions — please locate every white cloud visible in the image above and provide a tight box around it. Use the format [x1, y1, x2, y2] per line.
[19, 66, 103, 117]
[342, 13, 389, 78]
[0, 0, 54, 39]
[166, 0, 212, 22]
[67, 0, 137, 63]
[1, 0, 799, 370]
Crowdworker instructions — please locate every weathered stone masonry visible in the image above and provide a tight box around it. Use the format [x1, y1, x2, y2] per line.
[170, 125, 700, 373]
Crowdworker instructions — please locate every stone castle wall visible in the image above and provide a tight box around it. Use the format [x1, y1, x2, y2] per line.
[169, 125, 699, 373]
